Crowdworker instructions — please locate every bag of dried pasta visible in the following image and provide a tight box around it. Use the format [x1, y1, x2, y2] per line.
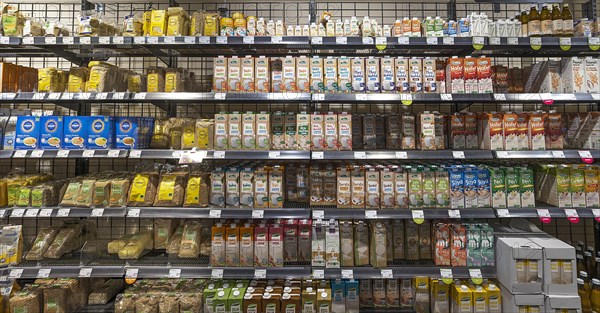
[44, 224, 82, 259]
[178, 294, 202, 313]
[16, 186, 32, 207]
[135, 295, 158, 313]
[88, 279, 124, 305]
[114, 294, 136, 313]
[92, 179, 111, 207]
[118, 231, 153, 260]
[128, 163, 161, 207]
[178, 221, 201, 258]
[150, 118, 171, 149]
[159, 293, 179, 312]
[9, 290, 41, 313]
[153, 165, 188, 207]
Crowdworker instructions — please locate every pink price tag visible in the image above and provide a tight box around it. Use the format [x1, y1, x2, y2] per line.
[537, 209, 551, 224]
[542, 99, 554, 105]
[583, 158, 594, 164]
[565, 209, 579, 224]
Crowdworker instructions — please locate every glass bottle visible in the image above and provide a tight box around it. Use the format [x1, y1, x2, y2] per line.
[520, 10, 529, 37]
[551, 3, 563, 36]
[582, 271, 593, 300]
[540, 4, 552, 36]
[580, 278, 593, 313]
[596, 255, 600, 279]
[586, 251, 595, 276]
[592, 278, 600, 313]
[562, 3, 574, 36]
[528, 4, 541, 37]
[579, 253, 588, 274]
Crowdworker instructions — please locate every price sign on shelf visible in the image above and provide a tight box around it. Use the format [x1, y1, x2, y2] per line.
[565, 209, 580, 224]
[268, 151, 280, 159]
[79, 268, 93, 278]
[13, 150, 27, 158]
[108, 150, 120, 158]
[164, 36, 175, 44]
[579, 150, 593, 158]
[496, 151, 509, 158]
[537, 209, 551, 224]
[147, 37, 158, 44]
[313, 210, 324, 219]
[312, 270, 324, 279]
[254, 269, 267, 279]
[440, 268, 453, 284]
[362, 37, 373, 45]
[45, 37, 56, 44]
[426, 37, 438, 45]
[56, 209, 70, 217]
[497, 209, 510, 218]
[39, 209, 53, 217]
[129, 150, 142, 158]
[469, 268, 483, 285]
[271, 36, 283, 43]
[398, 37, 409, 45]
[198, 36, 210, 44]
[82, 150, 95, 158]
[62, 36, 74, 44]
[508, 37, 519, 45]
[395, 151, 408, 159]
[452, 151, 465, 159]
[493, 93, 507, 101]
[211, 269, 224, 279]
[443, 37, 454, 45]
[79, 37, 91, 45]
[213, 151, 226, 159]
[313, 152, 324, 159]
[30, 150, 44, 158]
[490, 37, 501, 45]
[411, 210, 424, 224]
[354, 152, 367, 159]
[311, 37, 323, 45]
[252, 210, 264, 219]
[440, 93, 453, 101]
[23, 37, 34, 45]
[56, 150, 69, 158]
[336, 37, 347, 45]
[125, 268, 138, 283]
[128, 209, 140, 218]
[168, 268, 181, 278]
[184, 36, 196, 44]
[552, 151, 566, 158]
[90, 208, 104, 217]
[113, 36, 124, 44]
[98, 37, 110, 44]
[8, 269, 23, 279]
[37, 269, 51, 278]
[243, 36, 254, 44]
[448, 209, 461, 219]
[11, 209, 25, 218]
[209, 209, 222, 218]
[341, 269, 354, 279]
[365, 210, 377, 219]
[25, 209, 39, 217]
[381, 269, 393, 279]
[1, 36, 13, 44]
[593, 209, 600, 222]
[0, 210, 7, 218]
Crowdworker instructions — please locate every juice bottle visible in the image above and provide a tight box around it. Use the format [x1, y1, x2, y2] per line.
[580, 278, 593, 313]
[528, 4, 541, 37]
[594, 255, 600, 279]
[591, 278, 600, 313]
[551, 3, 563, 36]
[562, 3, 574, 36]
[582, 271, 593, 300]
[520, 10, 528, 37]
[540, 4, 552, 36]
[579, 253, 588, 274]
[586, 250, 596, 277]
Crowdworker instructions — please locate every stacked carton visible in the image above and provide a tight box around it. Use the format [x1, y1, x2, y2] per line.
[495, 223, 580, 313]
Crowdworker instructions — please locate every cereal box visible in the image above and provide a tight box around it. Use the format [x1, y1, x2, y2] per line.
[242, 112, 256, 150]
[311, 112, 325, 150]
[324, 113, 338, 150]
[310, 57, 324, 92]
[271, 58, 283, 92]
[503, 112, 518, 151]
[213, 56, 227, 92]
[338, 112, 352, 151]
[296, 112, 310, 150]
[241, 56, 255, 92]
[324, 57, 338, 92]
[256, 112, 270, 150]
[528, 112, 546, 150]
[381, 57, 395, 92]
[255, 56, 270, 92]
[351, 57, 366, 92]
[481, 113, 503, 150]
[423, 57, 436, 93]
[446, 56, 464, 94]
[395, 57, 409, 93]
[282, 56, 297, 92]
[338, 57, 352, 92]
[296, 56, 310, 92]
[366, 57, 380, 92]
[476, 56, 493, 94]
[227, 57, 241, 92]
[409, 57, 422, 93]
[449, 168, 465, 209]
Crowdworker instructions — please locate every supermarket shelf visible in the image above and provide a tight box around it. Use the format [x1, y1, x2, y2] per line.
[5, 265, 124, 279]
[9, 149, 128, 159]
[315, 150, 494, 160]
[322, 265, 496, 279]
[492, 150, 600, 159]
[2, 36, 598, 58]
[136, 149, 311, 160]
[314, 208, 497, 219]
[499, 207, 595, 219]
[2, 92, 597, 105]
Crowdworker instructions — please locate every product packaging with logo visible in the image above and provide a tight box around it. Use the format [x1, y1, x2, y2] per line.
[87, 116, 115, 149]
[39, 116, 63, 149]
[116, 117, 140, 149]
[63, 116, 90, 149]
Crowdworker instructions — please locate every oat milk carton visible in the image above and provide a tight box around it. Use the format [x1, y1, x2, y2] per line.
[271, 58, 283, 92]
[516, 113, 529, 150]
[366, 57, 381, 92]
[296, 112, 311, 150]
[381, 57, 395, 92]
[490, 167, 506, 208]
[241, 56, 255, 92]
[380, 167, 395, 209]
[338, 57, 352, 92]
[408, 167, 423, 208]
[409, 57, 423, 93]
[422, 169, 436, 207]
[256, 112, 271, 150]
[297, 56, 310, 92]
[435, 168, 450, 208]
[227, 57, 242, 92]
[338, 112, 352, 151]
[311, 113, 325, 150]
[561, 57, 585, 93]
[366, 167, 380, 209]
[214, 112, 228, 150]
[324, 57, 339, 92]
[463, 56, 478, 94]
[477, 56, 493, 93]
[395, 57, 409, 93]
[481, 113, 503, 150]
[446, 56, 465, 93]
[394, 167, 408, 208]
[271, 112, 285, 149]
[242, 112, 256, 150]
[436, 60, 446, 93]
[324, 113, 338, 150]
[585, 57, 600, 93]
[351, 166, 366, 209]
[465, 113, 479, 149]
[585, 167, 600, 207]
[528, 112, 546, 150]
[423, 57, 436, 93]
[213, 56, 227, 92]
[284, 113, 296, 150]
[503, 112, 519, 151]
[310, 57, 325, 92]
[282, 56, 297, 92]
[450, 113, 465, 149]
[401, 114, 416, 149]
[255, 56, 270, 92]
[351, 57, 366, 92]
[419, 112, 436, 150]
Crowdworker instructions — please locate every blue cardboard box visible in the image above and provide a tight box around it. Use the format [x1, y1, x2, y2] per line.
[40, 116, 63, 149]
[14, 116, 40, 150]
[116, 117, 140, 149]
[63, 116, 89, 149]
[87, 116, 114, 149]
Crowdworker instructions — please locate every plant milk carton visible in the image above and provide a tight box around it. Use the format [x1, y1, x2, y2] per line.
[561, 57, 584, 93]
[269, 165, 284, 208]
[310, 56, 324, 92]
[435, 169, 450, 208]
[311, 113, 325, 150]
[584, 167, 600, 207]
[256, 112, 270, 150]
[519, 167, 535, 208]
[366, 57, 380, 92]
[324, 113, 338, 150]
[477, 56, 493, 93]
[282, 56, 297, 92]
[505, 167, 521, 208]
[211, 223, 226, 266]
[423, 57, 436, 93]
[489, 167, 506, 208]
[297, 56, 310, 92]
[351, 166, 366, 209]
[296, 112, 311, 150]
[381, 57, 395, 92]
[338, 57, 352, 92]
[449, 168, 465, 209]
[241, 56, 255, 92]
[312, 222, 326, 267]
[338, 112, 352, 151]
[503, 112, 519, 151]
[271, 58, 283, 92]
[465, 113, 478, 149]
[352, 57, 366, 92]
[463, 56, 478, 94]
[227, 57, 241, 92]
[325, 221, 340, 268]
[228, 112, 242, 150]
[254, 224, 269, 267]
[214, 113, 229, 150]
[269, 225, 284, 267]
[255, 56, 270, 92]
[446, 56, 465, 93]
[225, 224, 240, 266]
[481, 113, 503, 150]
[409, 57, 422, 93]
[254, 166, 269, 209]
[571, 166, 586, 208]
[408, 167, 423, 208]
[324, 57, 338, 92]
[395, 57, 409, 93]
[528, 112, 546, 150]
[239, 223, 254, 266]
[298, 219, 312, 262]
[464, 167, 478, 209]
[213, 56, 227, 92]
[242, 112, 256, 150]
[271, 112, 285, 149]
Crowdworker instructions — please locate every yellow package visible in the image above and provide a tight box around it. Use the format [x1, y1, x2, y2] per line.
[147, 67, 165, 92]
[128, 174, 150, 204]
[0, 225, 23, 266]
[127, 74, 145, 92]
[67, 67, 89, 93]
[184, 173, 209, 207]
[190, 11, 204, 35]
[0, 179, 8, 207]
[181, 119, 196, 149]
[165, 68, 185, 92]
[203, 13, 219, 36]
[142, 11, 152, 36]
[38, 68, 60, 92]
[166, 7, 188, 36]
[86, 63, 114, 92]
[195, 119, 214, 149]
[150, 10, 167, 36]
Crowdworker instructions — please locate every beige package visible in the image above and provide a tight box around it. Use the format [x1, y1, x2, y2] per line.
[380, 167, 395, 209]
[370, 222, 387, 268]
[241, 56, 255, 92]
[366, 57, 381, 92]
[296, 112, 311, 150]
[256, 112, 271, 150]
[366, 167, 380, 209]
[324, 113, 338, 150]
[351, 166, 366, 209]
[354, 221, 369, 266]
[351, 57, 366, 92]
[271, 112, 285, 149]
[214, 113, 228, 150]
[338, 57, 352, 92]
[338, 112, 352, 150]
[386, 114, 401, 149]
[255, 56, 270, 92]
[282, 56, 297, 92]
[227, 57, 241, 92]
[337, 166, 352, 208]
[324, 57, 338, 92]
[311, 113, 325, 150]
[323, 165, 337, 205]
[284, 112, 297, 149]
[271, 57, 283, 92]
[423, 57, 436, 93]
[227, 112, 242, 150]
[269, 166, 284, 208]
[297, 56, 310, 92]
[340, 220, 354, 267]
[419, 112, 436, 150]
[254, 167, 269, 209]
[395, 57, 409, 93]
[401, 114, 416, 149]
[242, 112, 256, 150]
[310, 57, 324, 92]
[381, 57, 395, 92]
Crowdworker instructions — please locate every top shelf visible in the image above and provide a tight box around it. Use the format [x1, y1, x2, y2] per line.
[2, 36, 599, 59]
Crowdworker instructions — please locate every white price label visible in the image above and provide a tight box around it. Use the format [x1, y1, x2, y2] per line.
[490, 37, 501, 45]
[13, 150, 27, 158]
[254, 269, 267, 279]
[453, 151, 465, 159]
[134, 92, 146, 100]
[98, 37, 110, 44]
[8, 269, 23, 279]
[312, 270, 324, 279]
[198, 36, 210, 44]
[128, 209, 140, 218]
[211, 269, 224, 279]
[268, 151, 280, 159]
[23, 37, 34, 44]
[311, 37, 323, 44]
[147, 37, 158, 44]
[398, 37, 409, 45]
[79, 93, 91, 100]
[354, 152, 366, 159]
[113, 92, 125, 99]
[412, 210, 424, 220]
[496, 151, 508, 158]
[184, 36, 195, 44]
[134, 37, 146, 44]
[95, 92, 107, 100]
[30, 150, 44, 158]
[47, 93, 60, 100]
[79, 268, 92, 278]
[336, 37, 347, 44]
[213, 151, 225, 159]
[469, 268, 482, 279]
[214, 92, 226, 100]
[45, 37, 56, 44]
[313, 152, 324, 159]
[375, 37, 387, 45]
[365, 210, 377, 219]
[395, 151, 408, 159]
[82, 150, 95, 158]
[37, 269, 51, 278]
[448, 210, 461, 218]
[565, 209, 579, 218]
[171, 150, 183, 158]
[112, 36, 124, 44]
[427, 37, 438, 45]
[129, 150, 142, 158]
[252, 210, 264, 219]
[312, 93, 325, 101]
[79, 37, 91, 45]
[560, 37, 571, 47]
[313, 210, 324, 219]
[508, 37, 519, 45]
[356, 94, 368, 101]
[593, 209, 600, 219]
[0, 210, 6, 218]
[25, 209, 39, 217]
[497, 209, 510, 218]
[493, 93, 507, 101]
[243, 36, 254, 44]
[90, 209, 104, 217]
[108, 150, 120, 158]
[441, 93, 453, 101]
[39, 209, 53, 217]
[341, 269, 354, 279]
[551, 151, 565, 158]
[216, 36, 227, 44]
[590, 37, 600, 46]
[168, 269, 181, 278]
[56, 150, 69, 158]
[443, 37, 454, 45]
[164, 36, 175, 44]
[62, 36, 75, 44]
[56, 209, 70, 217]
[125, 268, 138, 279]
[11, 209, 24, 217]
[440, 268, 453, 279]
[473, 36, 485, 45]
[381, 269, 393, 278]
[579, 151, 593, 158]
[537, 209, 550, 218]
[271, 36, 282, 43]
[209, 209, 222, 218]
[33, 93, 46, 100]
[362, 37, 373, 45]
[530, 37, 542, 46]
